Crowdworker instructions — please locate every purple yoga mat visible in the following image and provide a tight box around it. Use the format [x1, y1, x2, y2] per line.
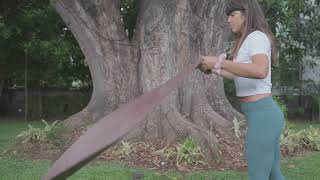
[42, 59, 202, 180]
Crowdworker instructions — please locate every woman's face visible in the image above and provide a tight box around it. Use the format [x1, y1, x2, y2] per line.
[227, 10, 246, 34]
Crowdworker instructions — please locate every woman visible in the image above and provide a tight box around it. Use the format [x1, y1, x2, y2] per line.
[199, 0, 285, 179]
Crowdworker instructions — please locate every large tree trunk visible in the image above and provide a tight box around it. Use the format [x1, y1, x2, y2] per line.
[50, 0, 244, 160]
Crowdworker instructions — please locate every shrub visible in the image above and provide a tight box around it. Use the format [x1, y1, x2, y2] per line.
[155, 138, 204, 165]
[280, 127, 304, 152]
[232, 117, 245, 138]
[281, 125, 320, 152]
[302, 125, 320, 151]
[163, 148, 176, 160]
[273, 96, 288, 121]
[115, 141, 136, 157]
[176, 138, 203, 165]
[294, 107, 305, 117]
[16, 119, 64, 145]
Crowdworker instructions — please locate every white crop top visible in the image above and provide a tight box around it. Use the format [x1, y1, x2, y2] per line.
[234, 31, 272, 97]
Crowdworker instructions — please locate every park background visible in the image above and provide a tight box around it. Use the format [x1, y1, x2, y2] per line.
[0, 0, 320, 179]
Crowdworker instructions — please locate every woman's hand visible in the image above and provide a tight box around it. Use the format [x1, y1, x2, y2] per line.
[197, 56, 218, 74]
[198, 55, 226, 74]
[200, 56, 219, 69]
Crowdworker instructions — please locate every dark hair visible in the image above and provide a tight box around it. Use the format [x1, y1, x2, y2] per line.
[225, 0, 278, 67]
[225, 1, 245, 16]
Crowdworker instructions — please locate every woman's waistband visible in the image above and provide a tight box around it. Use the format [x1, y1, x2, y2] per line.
[240, 96, 277, 113]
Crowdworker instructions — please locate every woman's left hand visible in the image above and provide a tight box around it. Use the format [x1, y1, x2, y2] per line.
[199, 56, 219, 69]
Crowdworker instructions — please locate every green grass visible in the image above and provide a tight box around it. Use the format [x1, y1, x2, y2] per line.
[287, 120, 320, 132]
[282, 151, 320, 180]
[1, 153, 320, 180]
[0, 120, 43, 152]
[0, 157, 133, 180]
[0, 120, 320, 180]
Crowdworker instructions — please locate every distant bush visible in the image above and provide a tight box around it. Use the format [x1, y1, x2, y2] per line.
[281, 125, 320, 152]
[16, 119, 65, 146]
[273, 97, 320, 152]
[273, 96, 288, 121]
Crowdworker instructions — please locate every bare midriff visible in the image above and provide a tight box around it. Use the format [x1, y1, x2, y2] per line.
[239, 93, 272, 103]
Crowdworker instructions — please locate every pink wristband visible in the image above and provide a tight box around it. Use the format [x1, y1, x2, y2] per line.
[214, 53, 226, 74]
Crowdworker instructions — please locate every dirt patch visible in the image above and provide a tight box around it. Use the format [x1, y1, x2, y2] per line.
[95, 129, 248, 172]
[8, 141, 61, 160]
[99, 137, 247, 172]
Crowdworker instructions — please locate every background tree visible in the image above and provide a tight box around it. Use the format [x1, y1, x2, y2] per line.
[0, 0, 92, 117]
[260, 0, 320, 88]
[260, 0, 320, 118]
[2, 0, 318, 160]
[0, 0, 91, 90]
[48, 0, 245, 160]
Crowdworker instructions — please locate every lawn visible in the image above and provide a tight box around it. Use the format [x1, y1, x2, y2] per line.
[287, 120, 320, 131]
[0, 120, 42, 152]
[0, 120, 319, 180]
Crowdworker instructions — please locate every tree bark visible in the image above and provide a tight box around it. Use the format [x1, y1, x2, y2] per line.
[50, 0, 244, 160]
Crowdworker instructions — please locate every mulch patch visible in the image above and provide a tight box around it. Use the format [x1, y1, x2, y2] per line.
[8, 128, 307, 173]
[99, 133, 248, 172]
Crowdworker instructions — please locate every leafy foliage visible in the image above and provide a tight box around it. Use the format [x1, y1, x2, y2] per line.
[16, 119, 64, 145]
[275, 96, 320, 152]
[0, 0, 91, 89]
[281, 125, 320, 152]
[0, 0, 142, 89]
[153, 138, 204, 166]
[115, 141, 136, 157]
[281, 127, 305, 152]
[302, 125, 320, 150]
[232, 117, 245, 138]
[273, 96, 288, 121]
[120, 0, 139, 39]
[162, 147, 177, 161]
[2, 0, 317, 92]
[176, 138, 204, 165]
[260, 0, 320, 88]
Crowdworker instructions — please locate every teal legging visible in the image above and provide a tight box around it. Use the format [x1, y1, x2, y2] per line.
[240, 96, 285, 180]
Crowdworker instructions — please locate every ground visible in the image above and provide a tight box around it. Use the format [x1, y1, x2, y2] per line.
[2, 119, 320, 179]
[12, 126, 298, 173]
[12, 126, 247, 172]
[100, 137, 246, 172]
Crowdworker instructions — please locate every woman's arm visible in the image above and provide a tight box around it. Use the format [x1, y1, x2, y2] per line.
[221, 54, 269, 79]
[213, 69, 235, 80]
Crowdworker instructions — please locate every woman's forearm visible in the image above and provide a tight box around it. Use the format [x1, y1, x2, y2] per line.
[221, 59, 267, 79]
[219, 69, 235, 80]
